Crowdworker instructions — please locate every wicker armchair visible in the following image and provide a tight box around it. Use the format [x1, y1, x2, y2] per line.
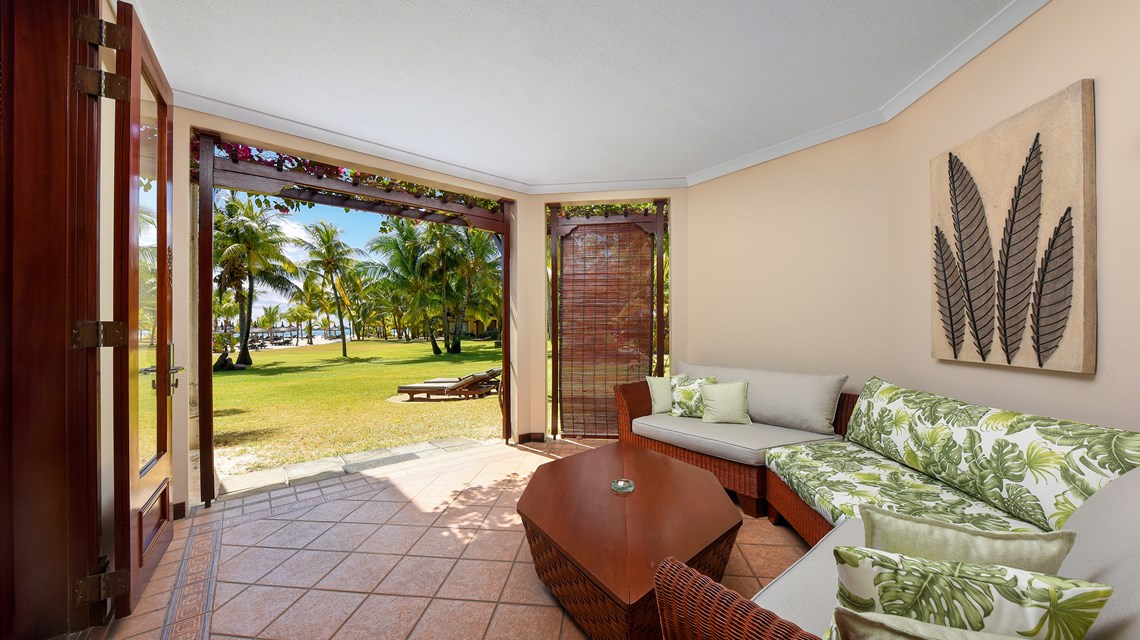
[655, 557, 822, 640]
[615, 381, 858, 518]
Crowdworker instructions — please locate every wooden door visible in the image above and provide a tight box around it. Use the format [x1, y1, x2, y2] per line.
[113, 0, 175, 614]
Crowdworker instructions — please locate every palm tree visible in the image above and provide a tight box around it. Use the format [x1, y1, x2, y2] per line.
[447, 228, 502, 353]
[365, 218, 436, 350]
[299, 221, 360, 358]
[212, 289, 239, 350]
[213, 193, 297, 365]
[284, 304, 315, 346]
[290, 273, 326, 345]
[425, 224, 461, 351]
[259, 304, 282, 341]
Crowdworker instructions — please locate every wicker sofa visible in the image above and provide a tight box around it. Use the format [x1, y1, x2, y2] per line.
[615, 363, 856, 517]
[653, 378, 1140, 639]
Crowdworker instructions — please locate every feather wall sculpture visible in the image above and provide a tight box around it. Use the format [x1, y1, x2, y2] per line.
[933, 227, 966, 358]
[948, 153, 996, 361]
[929, 79, 1095, 374]
[997, 134, 1043, 364]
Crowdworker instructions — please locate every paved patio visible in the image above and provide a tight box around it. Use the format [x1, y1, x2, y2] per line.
[109, 439, 809, 640]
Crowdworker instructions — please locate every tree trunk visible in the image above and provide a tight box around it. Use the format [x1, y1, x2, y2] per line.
[428, 319, 442, 355]
[307, 320, 313, 345]
[330, 274, 348, 358]
[236, 275, 255, 366]
[449, 282, 471, 353]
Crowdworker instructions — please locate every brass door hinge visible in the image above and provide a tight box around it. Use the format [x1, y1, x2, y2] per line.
[73, 66, 130, 101]
[73, 13, 130, 100]
[74, 14, 131, 50]
[74, 568, 128, 606]
[72, 321, 127, 348]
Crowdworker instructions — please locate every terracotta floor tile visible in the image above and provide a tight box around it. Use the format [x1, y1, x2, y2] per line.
[434, 504, 491, 529]
[462, 529, 524, 561]
[515, 540, 534, 563]
[725, 545, 753, 576]
[296, 500, 362, 523]
[560, 612, 588, 639]
[374, 556, 455, 597]
[212, 582, 248, 610]
[216, 547, 295, 583]
[435, 559, 512, 601]
[306, 523, 379, 551]
[371, 486, 414, 502]
[409, 599, 495, 640]
[131, 588, 173, 616]
[494, 489, 524, 508]
[407, 526, 476, 558]
[484, 603, 564, 640]
[739, 544, 804, 579]
[260, 589, 365, 640]
[499, 563, 557, 606]
[221, 519, 287, 546]
[387, 502, 443, 527]
[331, 594, 429, 640]
[341, 500, 402, 524]
[257, 520, 333, 549]
[218, 545, 244, 564]
[258, 549, 347, 588]
[109, 607, 165, 639]
[209, 585, 304, 637]
[737, 517, 802, 545]
[316, 552, 400, 592]
[356, 524, 428, 554]
[481, 506, 524, 531]
[721, 575, 762, 599]
[139, 572, 176, 598]
[454, 486, 504, 506]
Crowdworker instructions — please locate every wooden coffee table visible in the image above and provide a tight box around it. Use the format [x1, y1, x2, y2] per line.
[516, 442, 742, 639]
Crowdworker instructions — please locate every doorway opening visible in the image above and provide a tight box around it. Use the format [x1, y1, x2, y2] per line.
[192, 135, 512, 505]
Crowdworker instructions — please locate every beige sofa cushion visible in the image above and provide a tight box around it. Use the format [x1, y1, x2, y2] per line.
[630, 414, 837, 466]
[675, 362, 847, 434]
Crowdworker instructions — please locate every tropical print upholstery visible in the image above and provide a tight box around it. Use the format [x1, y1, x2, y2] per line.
[833, 546, 1112, 639]
[766, 441, 1039, 532]
[844, 378, 1140, 531]
[669, 374, 716, 418]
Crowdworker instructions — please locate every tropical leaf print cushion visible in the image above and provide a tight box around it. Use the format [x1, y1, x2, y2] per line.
[766, 441, 1038, 532]
[845, 377, 1140, 530]
[669, 374, 716, 418]
[834, 546, 1112, 639]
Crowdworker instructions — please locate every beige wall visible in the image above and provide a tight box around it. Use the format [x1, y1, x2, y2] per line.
[682, 0, 1140, 430]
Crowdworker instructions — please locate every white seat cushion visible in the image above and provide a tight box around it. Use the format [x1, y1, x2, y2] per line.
[631, 414, 837, 466]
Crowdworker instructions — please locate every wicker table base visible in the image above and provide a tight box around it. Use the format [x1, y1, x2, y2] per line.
[523, 522, 738, 639]
[516, 443, 742, 640]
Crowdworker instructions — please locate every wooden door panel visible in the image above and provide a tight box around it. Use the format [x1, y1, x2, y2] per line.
[114, 0, 175, 614]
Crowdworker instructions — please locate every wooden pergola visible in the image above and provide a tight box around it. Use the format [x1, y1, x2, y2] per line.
[193, 132, 513, 506]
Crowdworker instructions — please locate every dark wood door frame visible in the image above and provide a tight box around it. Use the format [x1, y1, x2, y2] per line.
[549, 200, 667, 438]
[1, 0, 107, 636]
[193, 133, 516, 505]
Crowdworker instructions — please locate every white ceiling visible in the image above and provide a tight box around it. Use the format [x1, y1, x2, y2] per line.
[133, 0, 1047, 194]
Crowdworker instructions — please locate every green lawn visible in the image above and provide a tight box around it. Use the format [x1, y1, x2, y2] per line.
[213, 339, 503, 475]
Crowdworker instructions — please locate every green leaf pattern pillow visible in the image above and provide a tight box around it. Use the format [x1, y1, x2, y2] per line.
[833, 546, 1112, 640]
[669, 374, 716, 418]
[845, 377, 1140, 530]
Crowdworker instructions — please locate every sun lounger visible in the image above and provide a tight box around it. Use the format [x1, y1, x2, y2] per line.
[422, 368, 502, 385]
[398, 369, 501, 400]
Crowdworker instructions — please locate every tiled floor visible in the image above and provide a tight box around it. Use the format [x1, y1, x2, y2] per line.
[109, 439, 810, 640]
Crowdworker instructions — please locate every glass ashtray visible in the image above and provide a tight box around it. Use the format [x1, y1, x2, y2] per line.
[611, 478, 635, 493]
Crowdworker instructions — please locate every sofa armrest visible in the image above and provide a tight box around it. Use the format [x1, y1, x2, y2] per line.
[654, 557, 822, 640]
[615, 381, 652, 441]
[833, 392, 859, 437]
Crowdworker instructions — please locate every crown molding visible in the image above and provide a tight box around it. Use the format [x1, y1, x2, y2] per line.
[170, 0, 1049, 195]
